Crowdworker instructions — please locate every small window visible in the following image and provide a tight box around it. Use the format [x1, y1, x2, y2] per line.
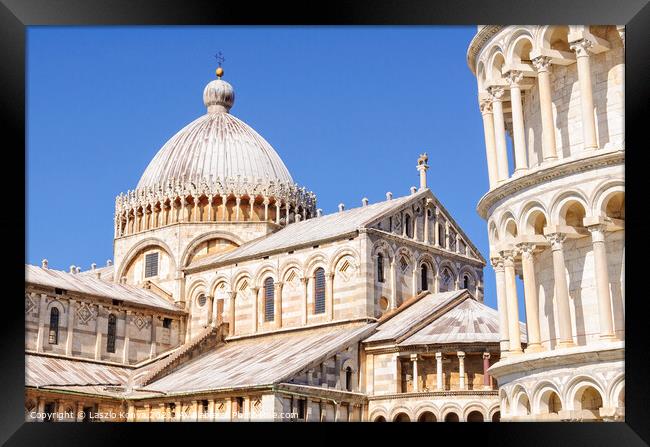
[235, 397, 244, 414]
[264, 277, 275, 322]
[106, 314, 117, 353]
[400, 256, 409, 274]
[54, 288, 65, 295]
[48, 308, 59, 344]
[202, 400, 209, 414]
[345, 366, 353, 392]
[314, 268, 326, 314]
[144, 252, 159, 278]
[404, 214, 412, 238]
[169, 403, 176, 418]
[463, 275, 470, 290]
[420, 264, 429, 292]
[377, 254, 385, 283]
[162, 318, 172, 329]
[197, 294, 207, 307]
[297, 399, 306, 420]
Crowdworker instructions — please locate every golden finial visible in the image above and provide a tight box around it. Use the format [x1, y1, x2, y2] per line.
[215, 51, 225, 79]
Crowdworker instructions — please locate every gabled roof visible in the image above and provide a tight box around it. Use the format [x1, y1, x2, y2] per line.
[364, 290, 466, 343]
[138, 322, 375, 394]
[187, 191, 425, 270]
[399, 296, 527, 345]
[364, 290, 527, 346]
[25, 265, 183, 313]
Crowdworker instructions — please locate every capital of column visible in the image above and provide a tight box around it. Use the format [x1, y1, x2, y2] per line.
[587, 224, 607, 242]
[410, 354, 418, 361]
[501, 250, 516, 266]
[482, 352, 490, 360]
[546, 233, 567, 251]
[504, 70, 524, 87]
[490, 257, 505, 272]
[326, 272, 335, 280]
[532, 56, 553, 73]
[435, 352, 442, 360]
[516, 242, 536, 259]
[457, 351, 465, 359]
[479, 98, 493, 115]
[250, 286, 259, 293]
[488, 86, 505, 101]
[570, 38, 593, 58]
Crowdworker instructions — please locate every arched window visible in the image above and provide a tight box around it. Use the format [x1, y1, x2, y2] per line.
[377, 254, 385, 283]
[420, 264, 428, 291]
[463, 274, 470, 290]
[404, 214, 412, 238]
[264, 277, 275, 322]
[314, 268, 326, 314]
[345, 366, 353, 391]
[107, 314, 117, 353]
[439, 224, 445, 246]
[48, 308, 59, 344]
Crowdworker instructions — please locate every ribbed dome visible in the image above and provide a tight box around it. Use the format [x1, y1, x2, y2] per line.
[136, 79, 294, 190]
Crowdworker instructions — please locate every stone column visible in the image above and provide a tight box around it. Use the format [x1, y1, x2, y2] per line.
[423, 200, 430, 244]
[505, 71, 528, 173]
[65, 299, 76, 356]
[125, 211, 130, 235]
[123, 310, 131, 364]
[390, 260, 397, 309]
[127, 403, 135, 422]
[435, 352, 443, 390]
[301, 276, 309, 325]
[479, 98, 499, 188]
[206, 295, 214, 327]
[149, 315, 157, 359]
[503, 252, 522, 354]
[180, 198, 188, 222]
[457, 351, 466, 390]
[411, 266, 418, 295]
[228, 291, 236, 337]
[413, 210, 420, 241]
[489, 86, 509, 182]
[570, 39, 598, 150]
[588, 224, 616, 340]
[456, 233, 461, 254]
[274, 282, 284, 327]
[326, 273, 335, 321]
[547, 233, 575, 348]
[285, 202, 291, 224]
[410, 354, 419, 392]
[235, 196, 241, 221]
[445, 221, 451, 250]
[208, 399, 216, 421]
[275, 202, 281, 225]
[482, 352, 491, 389]
[36, 294, 48, 352]
[249, 197, 255, 221]
[207, 194, 214, 221]
[434, 211, 441, 247]
[532, 56, 558, 161]
[491, 258, 510, 354]
[94, 305, 103, 360]
[250, 287, 259, 333]
[518, 244, 543, 352]
[263, 198, 269, 222]
[219, 194, 226, 221]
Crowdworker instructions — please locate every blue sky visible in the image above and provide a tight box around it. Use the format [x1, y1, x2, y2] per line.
[26, 26, 523, 315]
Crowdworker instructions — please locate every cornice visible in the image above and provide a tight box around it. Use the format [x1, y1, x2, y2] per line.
[466, 26, 504, 74]
[476, 149, 625, 220]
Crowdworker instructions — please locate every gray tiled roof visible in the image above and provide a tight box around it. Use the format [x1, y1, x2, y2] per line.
[25, 265, 183, 313]
[26, 354, 131, 388]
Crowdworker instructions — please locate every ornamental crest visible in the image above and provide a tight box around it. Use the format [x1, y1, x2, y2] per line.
[133, 314, 150, 331]
[253, 399, 262, 414]
[25, 294, 36, 314]
[337, 258, 357, 283]
[76, 302, 97, 325]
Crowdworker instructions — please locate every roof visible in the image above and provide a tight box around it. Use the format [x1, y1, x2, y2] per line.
[139, 322, 375, 394]
[137, 80, 294, 190]
[25, 353, 131, 388]
[399, 296, 527, 345]
[25, 265, 183, 313]
[365, 289, 527, 345]
[77, 264, 115, 282]
[364, 290, 466, 343]
[188, 191, 423, 269]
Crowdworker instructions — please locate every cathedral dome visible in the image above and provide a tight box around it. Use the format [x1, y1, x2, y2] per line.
[136, 78, 294, 190]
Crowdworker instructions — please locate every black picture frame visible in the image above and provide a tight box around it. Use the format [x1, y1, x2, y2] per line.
[2, 0, 648, 445]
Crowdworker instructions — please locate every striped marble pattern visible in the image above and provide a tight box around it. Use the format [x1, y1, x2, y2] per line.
[137, 112, 293, 190]
[25, 265, 182, 313]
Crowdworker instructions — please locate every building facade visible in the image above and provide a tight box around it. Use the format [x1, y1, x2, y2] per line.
[25, 69, 508, 422]
[467, 25, 625, 421]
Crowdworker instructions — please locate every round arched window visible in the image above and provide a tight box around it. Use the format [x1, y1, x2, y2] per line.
[197, 294, 207, 307]
[379, 297, 390, 313]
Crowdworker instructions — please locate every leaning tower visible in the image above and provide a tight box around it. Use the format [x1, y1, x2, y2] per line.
[467, 26, 624, 421]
